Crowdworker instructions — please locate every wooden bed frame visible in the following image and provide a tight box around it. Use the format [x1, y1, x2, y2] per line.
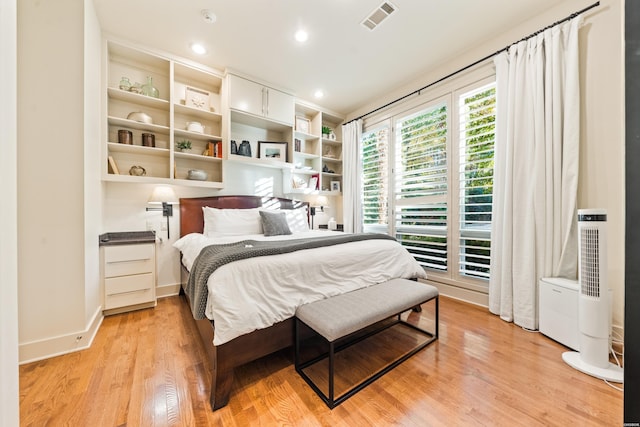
[179, 195, 309, 410]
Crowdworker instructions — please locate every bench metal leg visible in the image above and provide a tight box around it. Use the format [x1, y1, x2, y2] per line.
[295, 295, 439, 409]
[329, 342, 335, 408]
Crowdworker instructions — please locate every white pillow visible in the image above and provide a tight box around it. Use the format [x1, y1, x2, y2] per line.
[284, 207, 310, 233]
[202, 207, 263, 237]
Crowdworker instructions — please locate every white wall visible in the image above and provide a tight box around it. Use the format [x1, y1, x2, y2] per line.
[84, 0, 103, 325]
[17, 0, 103, 362]
[348, 0, 626, 329]
[0, 0, 20, 422]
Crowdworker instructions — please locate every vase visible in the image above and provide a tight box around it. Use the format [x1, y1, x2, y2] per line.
[118, 77, 131, 91]
[141, 76, 159, 98]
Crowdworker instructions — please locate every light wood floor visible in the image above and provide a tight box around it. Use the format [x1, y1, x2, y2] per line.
[19, 295, 622, 426]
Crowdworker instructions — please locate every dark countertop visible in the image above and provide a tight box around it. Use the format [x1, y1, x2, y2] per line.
[99, 231, 156, 246]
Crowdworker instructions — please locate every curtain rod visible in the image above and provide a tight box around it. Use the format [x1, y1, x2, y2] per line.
[344, 1, 600, 126]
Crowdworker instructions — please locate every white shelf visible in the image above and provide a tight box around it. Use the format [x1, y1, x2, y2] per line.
[107, 87, 170, 109]
[288, 188, 320, 195]
[294, 130, 320, 140]
[108, 116, 170, 134]
[172, 178, 224, 189]
[322, 156, 342, 163]
[174, 151, 222, 162]
[174, 128, 222, 142]
[103, 174, 172, 184]
[322, 172, 343, 178]
[107, 142, 169, 157]
[174, 103, 222, 123]
[294, 151, 320, 160]
[227, 154, 293, 170]
[291, 168, 318, 175]
[230, 109, 292, 132]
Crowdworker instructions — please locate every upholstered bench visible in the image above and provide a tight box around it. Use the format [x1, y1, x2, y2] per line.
[294, 278, 439, 408]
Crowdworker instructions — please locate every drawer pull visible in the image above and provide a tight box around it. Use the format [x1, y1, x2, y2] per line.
[107, 288, 149, 297]
[552, 289, 562, 293]
[107, 258, 149, 264]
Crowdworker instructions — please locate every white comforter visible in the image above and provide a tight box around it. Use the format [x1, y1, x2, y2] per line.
[174, 231, 427, 345]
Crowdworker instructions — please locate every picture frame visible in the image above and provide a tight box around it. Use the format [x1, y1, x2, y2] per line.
[295, 116, 310, 133]
[258, 141, 288, 162]
[292, 175, 308, 189]
[185, 86, 211, 111]
[308, 175, 319, 191]
[331, 180, 341, 192]
[107, 156, 120, 175]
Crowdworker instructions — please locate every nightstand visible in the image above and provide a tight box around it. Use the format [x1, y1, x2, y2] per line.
[99, 231, 157, 315]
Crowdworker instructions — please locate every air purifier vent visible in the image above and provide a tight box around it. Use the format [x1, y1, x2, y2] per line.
[580, 227, 600, 298]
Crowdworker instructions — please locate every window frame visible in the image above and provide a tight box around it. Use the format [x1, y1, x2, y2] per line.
[360, 69, 496, 294]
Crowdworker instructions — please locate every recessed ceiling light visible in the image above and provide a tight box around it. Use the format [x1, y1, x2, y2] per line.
[191, 43, 207, 55]
[314, 90, 324, 99]
[295, 30, 309, 43]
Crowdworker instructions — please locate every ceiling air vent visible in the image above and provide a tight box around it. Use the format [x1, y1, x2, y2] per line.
[361, 1, 397, 31]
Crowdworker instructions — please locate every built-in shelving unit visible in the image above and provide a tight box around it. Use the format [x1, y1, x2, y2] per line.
[104, 41, 224, 188]
[288, 102, 344, 195]
[103, 41, 345, 202]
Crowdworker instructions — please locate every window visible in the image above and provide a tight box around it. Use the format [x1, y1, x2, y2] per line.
[360, 78, 496, 291]
[362, 125, 390, 233]
[394, 102, 449, 271]
[457, 84, 496, 279]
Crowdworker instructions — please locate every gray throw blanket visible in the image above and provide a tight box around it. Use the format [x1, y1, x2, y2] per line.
[186, 233, 396, 319]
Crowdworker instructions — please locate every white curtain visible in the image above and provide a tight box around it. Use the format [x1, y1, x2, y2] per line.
[489, 17, 582, 330]
[342, 119, 363, 233]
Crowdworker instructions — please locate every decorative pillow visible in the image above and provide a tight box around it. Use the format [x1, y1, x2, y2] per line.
[284, 207, 310, 233]
[202, 207, 263, 237]
[259, 210, 292, 237]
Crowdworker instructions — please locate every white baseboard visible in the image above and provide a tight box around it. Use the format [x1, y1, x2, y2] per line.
[156, 283, 181, 299]
[423, 279, 489, 308]
[19, 306, 103, 365]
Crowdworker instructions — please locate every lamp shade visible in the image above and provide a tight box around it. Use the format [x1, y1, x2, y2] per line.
[316, 195, 329, 207]
[148, 186, 178, 204]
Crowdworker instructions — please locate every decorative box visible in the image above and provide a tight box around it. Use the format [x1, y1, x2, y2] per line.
[185, 86, 211, 111]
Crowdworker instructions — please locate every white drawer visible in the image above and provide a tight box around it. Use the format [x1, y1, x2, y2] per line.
[104, 273, 154, 309]
[104, 244, 154, 277]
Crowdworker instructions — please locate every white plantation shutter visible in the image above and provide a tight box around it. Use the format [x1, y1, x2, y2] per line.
[362, 126, 390, 233]
[359, 73, 496, 291]
[458, 83, 496, 279]
[394, 103, 449, 271]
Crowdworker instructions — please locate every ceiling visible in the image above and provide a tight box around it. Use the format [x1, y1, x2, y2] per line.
[94, 0, 569, 115]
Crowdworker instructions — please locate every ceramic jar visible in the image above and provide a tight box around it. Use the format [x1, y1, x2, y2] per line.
[141, 133, 155, 147]
[118, 129, 133, 144]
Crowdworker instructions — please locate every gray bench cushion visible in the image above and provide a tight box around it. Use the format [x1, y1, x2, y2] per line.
[296, 278, 438, 342]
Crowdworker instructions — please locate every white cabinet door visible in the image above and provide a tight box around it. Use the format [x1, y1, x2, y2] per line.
[228, 74, 294, 125]
[264, 87, 294, 125]
[228, 74, 264, 117]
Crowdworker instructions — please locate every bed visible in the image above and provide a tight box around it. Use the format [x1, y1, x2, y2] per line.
[176, 195, 427, 410]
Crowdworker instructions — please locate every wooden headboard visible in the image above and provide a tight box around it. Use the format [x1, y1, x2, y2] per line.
[179, 195, 309, 237]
